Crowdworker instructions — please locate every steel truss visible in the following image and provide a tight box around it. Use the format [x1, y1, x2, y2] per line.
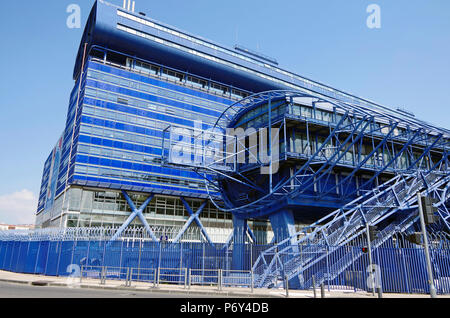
[105, 191, 215, 244]
[162, 90, 449, 219]
[252, 168, 450, 289]
[110, 191, 156, 242]
[160, 89, 449, 277]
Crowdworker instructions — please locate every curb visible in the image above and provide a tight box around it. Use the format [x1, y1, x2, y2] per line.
[0, 278, 33, 285]
[0, 276, 283, 298]
[61, 283, 283, 298]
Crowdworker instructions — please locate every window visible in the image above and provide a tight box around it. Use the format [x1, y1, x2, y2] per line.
[187, 76, 207, 89]
[301, 106, 312, 118]
[98, 91, 108, 100]
[133, 60, 160, 76]
[117, 97, 128, 105]
[322, 111, 332, 122]
[85, 88, 97, 97]
[162, 69, 184, 82]
[211, 83, 228, 95]
[231, 89, 247, 99]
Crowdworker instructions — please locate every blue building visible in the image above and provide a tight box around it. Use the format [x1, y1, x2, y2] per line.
[36, 0, 449, 247]
[36, 0, 255, 241]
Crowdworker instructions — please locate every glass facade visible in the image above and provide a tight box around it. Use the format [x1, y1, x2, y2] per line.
[75, 60, 234, 193]
[35, 44, 278, 243]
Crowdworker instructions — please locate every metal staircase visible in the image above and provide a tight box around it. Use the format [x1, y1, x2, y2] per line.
[252, 170, 450, 289]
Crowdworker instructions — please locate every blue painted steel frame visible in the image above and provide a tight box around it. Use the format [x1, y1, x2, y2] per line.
[252, 169, 449, 289]
[232, 216, 247, 270]
[172, 199, 208, 244]
[179, 197, 214, 246]
[110, 190, 157, 242]
[196, 90, 448, 273]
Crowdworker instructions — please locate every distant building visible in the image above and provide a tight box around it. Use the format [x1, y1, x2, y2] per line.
[0, 224, 35, 231]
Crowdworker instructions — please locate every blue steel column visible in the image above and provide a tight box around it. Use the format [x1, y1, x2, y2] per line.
[232, 215, 248, 270]
[269, 208, 302, 289]
[269, 209, 298, 245]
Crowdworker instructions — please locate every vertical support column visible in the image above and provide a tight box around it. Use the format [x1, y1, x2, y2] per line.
[268, 97, 273, 193]
[232, 215, 247, 270]
[269, 209, 297, 246]
[417, 193, 437, 298]
[269, 209, 301, 289]
[365, 223, 375, 296]
[284, 117, 287, 160]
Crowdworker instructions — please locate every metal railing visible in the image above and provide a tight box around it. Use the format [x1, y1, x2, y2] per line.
[77, 264, 254, 291]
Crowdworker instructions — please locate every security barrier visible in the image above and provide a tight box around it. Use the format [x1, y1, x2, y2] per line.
[0, 232, 449, 294]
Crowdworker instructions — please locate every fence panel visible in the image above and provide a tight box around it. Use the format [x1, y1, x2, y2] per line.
[45, 241, 61, 276]
[103, 240, 123, 268]
[432, 248, 450, 294]
[57, 241, 76, 277]
[72, 241, 90, 270]
[9, 241, 21, 272]
[34, 241, 50, 275]
[24, 241, 39, 274]
[16, 241, 29, 273]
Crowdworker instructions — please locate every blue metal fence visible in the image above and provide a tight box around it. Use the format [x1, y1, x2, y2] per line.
[0, 236, 449, 294]
[0, 239, 262, 277]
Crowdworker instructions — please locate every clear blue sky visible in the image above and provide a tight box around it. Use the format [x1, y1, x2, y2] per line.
[0, 0, 449, 224]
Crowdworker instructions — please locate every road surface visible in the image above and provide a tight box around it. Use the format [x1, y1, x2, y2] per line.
[0, 281, 219, 298]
